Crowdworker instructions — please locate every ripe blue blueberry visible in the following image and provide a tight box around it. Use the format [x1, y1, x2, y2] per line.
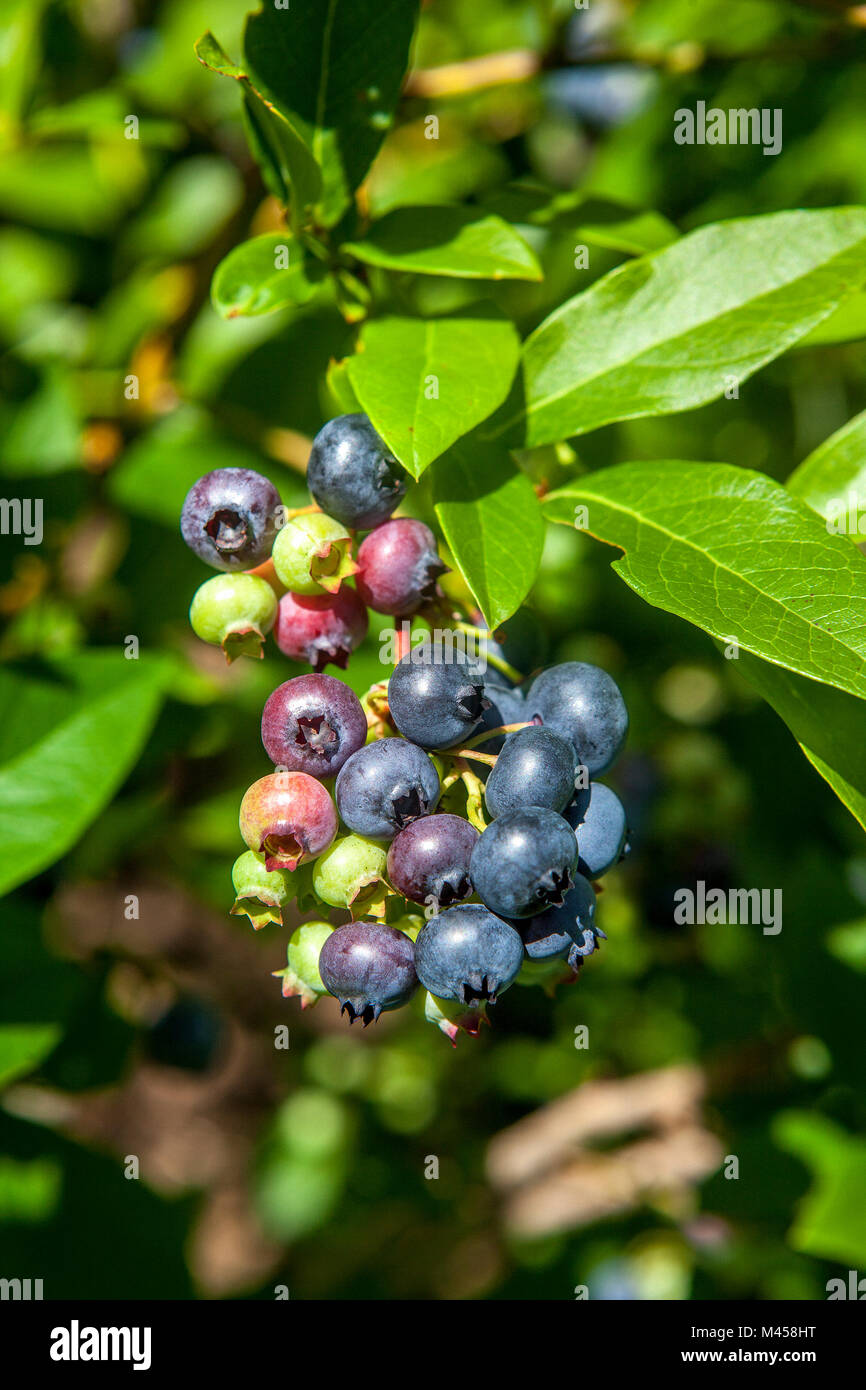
[527, 661, 628, 776]
[388, 641, 489, 750]
[261, 673, 367, 779]
[565, 781, 629, 879]
[306, 414, 407, 530]
[318, 919, 418, 1025]
[335, 737, 440, 840]
[386, 813, 479, 908]
[414, 904, 524, 1005]
[470, 807, 577, 918]
[484, 725, 577, 818]
[181, 467, 281, 571]
[521, 873, 599, 963]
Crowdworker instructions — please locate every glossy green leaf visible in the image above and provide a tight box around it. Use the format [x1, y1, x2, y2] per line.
[787, 408, 866, 529]
[795, 290, 866, 347]
[243, 0, 420, 224]
[346, 310, 520, 478]
[516, 208, 866, 445]
[195, 31, 322, 223]
[325, 357, 362, 415]
[433, 436, 545, 628]
[211, 233, 324, 318]
[343, 206, 543, 281]
[544, 460, 866, 700]
[0, 654, 167, 896]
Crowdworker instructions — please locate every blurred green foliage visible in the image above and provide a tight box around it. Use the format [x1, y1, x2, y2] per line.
[1, 0, 865, 1301]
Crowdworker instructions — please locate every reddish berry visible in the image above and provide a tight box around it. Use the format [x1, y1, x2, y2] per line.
[355, 519, 447, 616]
[273, 588, 368, 671]
[239, 772, 337, 872]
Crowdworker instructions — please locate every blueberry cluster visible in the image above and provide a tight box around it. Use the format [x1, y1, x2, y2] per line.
[181, 414, 631, 1044]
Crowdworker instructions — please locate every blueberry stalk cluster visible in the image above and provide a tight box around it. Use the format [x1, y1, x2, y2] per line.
[180, 412, 632, 1043]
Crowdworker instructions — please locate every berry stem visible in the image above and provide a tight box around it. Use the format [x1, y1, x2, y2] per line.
[244, 557, 288, 598]
[456, 760, 488, 832]
[461, 721, 536, 748]
[393, 621, 413, 666]
[449, 621, 524, 683]
[448, 748, 498, 767]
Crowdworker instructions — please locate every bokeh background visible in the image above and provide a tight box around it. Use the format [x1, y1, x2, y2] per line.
[2, 0, 866, 1301]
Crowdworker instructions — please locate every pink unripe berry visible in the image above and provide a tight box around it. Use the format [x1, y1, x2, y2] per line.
[355, 518, 447, 616]
[239, 772, 337, 872]
[273, 587, 368, 671]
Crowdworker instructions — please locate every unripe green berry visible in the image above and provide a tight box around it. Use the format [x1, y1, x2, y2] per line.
[312, 833, 387, 909]
[272, 512, 358, 596]
[230, 850, 294, 930]
[424, 991, 489, 1046]
[273, 920, 334, 1008]
[515, 956, 578, 993]
[189, 572, 277, 662]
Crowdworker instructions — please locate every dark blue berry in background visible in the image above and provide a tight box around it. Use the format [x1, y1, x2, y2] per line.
[336, 737, 440, 839]
[306, 414, 407, 530]
[180, 467, 281, 571]
[414, 904, 524, 1004]
[475, 681, 529, 753]
[261, 673, 367, 779]
[521, 873, 599, 964]
[470, 806, 577, 918]
[388, 641, 489, 750]
[527, 661, 628, 776]
[318, 920, 418, 1025]
[484, 725, 577, 818]
[387, 813, 478, 907]
[566, 781, 629, 878]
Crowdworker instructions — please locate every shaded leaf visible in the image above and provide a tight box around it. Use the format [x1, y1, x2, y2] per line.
[0, 654, 167, 896]
[243, 0, 420, 224]
[433, 436, 544, 627]
[195, 31, 321, 223]
[211, 233, 325, 318]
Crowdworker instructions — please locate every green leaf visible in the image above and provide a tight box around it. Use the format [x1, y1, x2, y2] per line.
[211, 233, 325, 318]
[0, 654, 167, 896]
[326, 357, 362, 415]
[787, 408, 866, 529]
[774, 1112, 866, 1266]
[243, 0, 420, 225]
[795, 289, 866, 348]
[195, 31, 322, 224]
[734, 650, 866, 834]
[544, 460, 866, 701]
[489, 186, 679, 256]
[516, 207, 866, 446]
[433, 436, 544, 628]
[343, 206, 543, 281]
[0, 1024, 61, 1089]
[346, 309, 520, 478]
